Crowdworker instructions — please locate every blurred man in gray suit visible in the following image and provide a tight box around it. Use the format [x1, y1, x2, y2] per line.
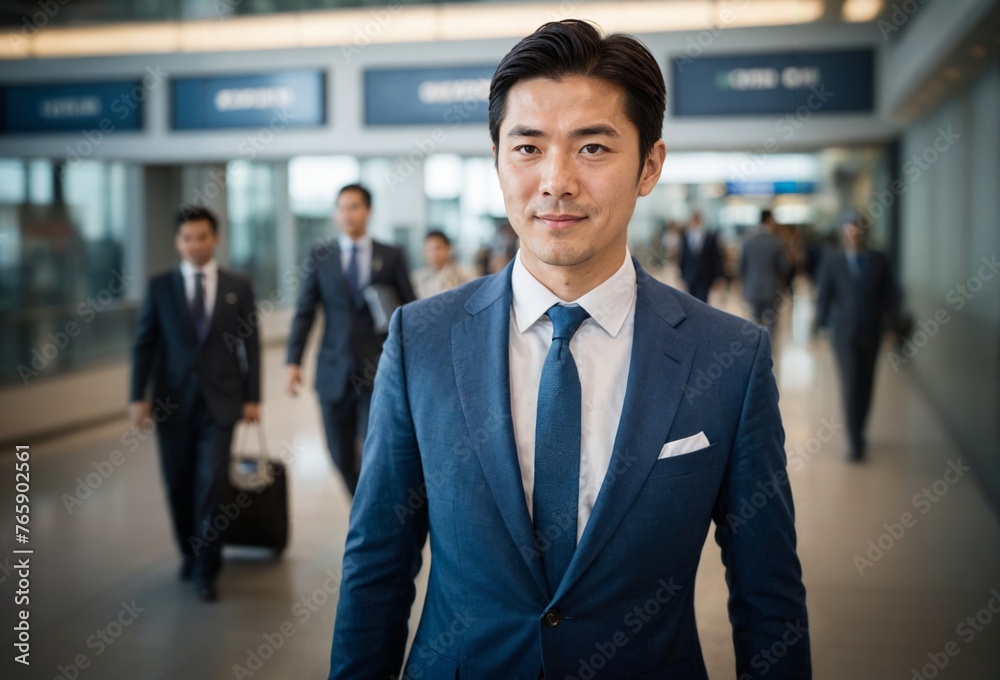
[740, 209, 790, 336]
[814, 211, 899, 461]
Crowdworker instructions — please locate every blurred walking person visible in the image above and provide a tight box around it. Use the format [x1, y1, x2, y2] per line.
[412, 230, 474, 298]
[679, 211, 723, 303]
[740, 209, 790, 336]
[285, 184, 416, 496]
[814, 211, 899, 462]
[129, 205, 261, 603]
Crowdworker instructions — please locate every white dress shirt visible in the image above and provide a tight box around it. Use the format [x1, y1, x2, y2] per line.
[509, 248, 637, 544]
[339, 234, 373, 291]
[179, 258, 218, 321]
[686, 226, 705, 254]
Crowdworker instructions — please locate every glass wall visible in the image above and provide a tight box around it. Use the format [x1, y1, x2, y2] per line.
[227, 160, 280, 298]
[0, 159, 137, 387]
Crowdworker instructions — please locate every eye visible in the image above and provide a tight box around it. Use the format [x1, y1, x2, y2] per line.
[581, 144, 607, 155]
[514, 144, 539, 154]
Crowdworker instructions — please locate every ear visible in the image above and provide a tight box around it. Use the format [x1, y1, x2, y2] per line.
[491, 144, 499, 170]
[638, 140, 667, 197]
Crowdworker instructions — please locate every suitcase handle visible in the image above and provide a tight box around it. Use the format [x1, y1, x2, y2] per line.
[234, 421, 270, 462]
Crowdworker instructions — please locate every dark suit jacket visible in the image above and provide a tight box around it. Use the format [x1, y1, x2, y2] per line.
[330, 259, 810, 680]
[680, 230, 723, 291]
[130, 267, 261, 426]
[286, 239, 415, 403]
[814, 248, 899, 348]
[740, 230, 790, 304]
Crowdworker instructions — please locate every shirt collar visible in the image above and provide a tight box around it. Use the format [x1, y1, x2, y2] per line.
[511, 247, 636, 338]
[339, 233, 371, 252]
[180, 259, 218, 278]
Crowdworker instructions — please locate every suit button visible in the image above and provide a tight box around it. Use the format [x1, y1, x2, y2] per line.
[543, 609, 561, 627]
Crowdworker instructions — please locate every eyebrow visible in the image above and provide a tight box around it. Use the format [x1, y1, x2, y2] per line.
[505, 124, 620, 139]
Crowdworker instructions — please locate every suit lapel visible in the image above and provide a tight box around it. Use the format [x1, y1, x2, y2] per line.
[554, 264, 696, 599]
[171, 269, 198, 345]
[864, 252, 881, 295]
[370, 241, 386, 282]
[451, 262, 550, 598]
[206, 269, 231, 340]
[321, 241, 353, 308]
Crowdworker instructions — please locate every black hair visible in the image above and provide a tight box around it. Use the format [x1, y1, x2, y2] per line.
[760, 209, 774, 224]
[175, 205, 219, 234]
[338, 183, 372, 209]
[489, 19, 665, 173]
[425, 229, 451, 246]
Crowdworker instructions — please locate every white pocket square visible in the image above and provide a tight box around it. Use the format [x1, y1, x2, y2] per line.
[658, 431, 712, 459]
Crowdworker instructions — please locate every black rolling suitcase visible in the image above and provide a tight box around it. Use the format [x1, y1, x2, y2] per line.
[225, 423, 289, 556]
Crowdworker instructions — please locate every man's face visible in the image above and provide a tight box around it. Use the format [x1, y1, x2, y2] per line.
[336, 189, 371, 240]
[493, 76, 664, 273]
[842, 223, 867, 250]
[175, 219, 218, 266]
[424, 236, 450, 270]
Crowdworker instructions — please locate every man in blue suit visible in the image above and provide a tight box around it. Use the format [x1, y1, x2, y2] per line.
[330, 20, 810, 679]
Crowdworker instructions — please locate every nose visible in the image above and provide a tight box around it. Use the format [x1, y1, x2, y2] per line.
[538, 150, 578, 200]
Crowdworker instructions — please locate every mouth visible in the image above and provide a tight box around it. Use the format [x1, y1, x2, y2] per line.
[535, 214, 587, 230]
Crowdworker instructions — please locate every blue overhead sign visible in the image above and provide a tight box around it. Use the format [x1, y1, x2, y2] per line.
[671, 50, 873, 117]
[172, 70, 326, 130]
[727, 181, 817, 196]
[2, 81, 144, 133]
[364, 65, 495, 126]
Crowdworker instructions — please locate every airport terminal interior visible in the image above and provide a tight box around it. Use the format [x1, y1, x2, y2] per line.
[1, 0, 999, 678]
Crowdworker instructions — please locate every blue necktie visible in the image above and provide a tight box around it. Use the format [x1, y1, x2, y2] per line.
[191, 271, 208, 342]
[534, 303, 590, 593]
[345, 243, 360, 305]
[849, 253, 868, 281]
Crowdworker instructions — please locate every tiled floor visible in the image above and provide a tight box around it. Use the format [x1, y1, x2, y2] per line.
[2, 277, 998, 679]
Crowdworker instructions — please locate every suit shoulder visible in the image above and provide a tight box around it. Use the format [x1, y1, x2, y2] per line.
[399, 275, 490, 324]
[219, 268, 254, 288]
[147, 269, 177, 291]
[648, 277, 764, 345]
[374, 241, 411, 268]
[372, 239, 403, 255]
[308, 241, 339, 259]
[693, 298, 762, 340]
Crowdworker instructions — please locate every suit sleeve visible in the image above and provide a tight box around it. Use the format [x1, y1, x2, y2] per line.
[329, 307, 428, 679]
[286, 246, 322, 365]
[775, 242, 791, 278]
[712, 329, 811, 679]
[129, 279, 160, 403]
[711, 234, 724, 282]
[813, 252, 834, 332]
[242, 278, 261, 403]
[393, 247, 417, 305]
[880, 253, 901, 330]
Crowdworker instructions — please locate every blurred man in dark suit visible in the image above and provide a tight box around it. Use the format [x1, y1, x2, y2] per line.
[679, 212, 723, 303]
[285, 184, 416, 496]
[814, 211, 899, 461]
[130, 205, 261, 602]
